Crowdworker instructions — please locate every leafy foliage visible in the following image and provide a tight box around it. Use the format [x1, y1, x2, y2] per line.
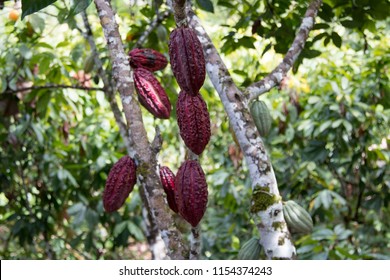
[0, 0, 389, 259]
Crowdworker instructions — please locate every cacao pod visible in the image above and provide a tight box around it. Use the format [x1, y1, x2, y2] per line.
[175, 160, 208, 227]
[159, 166, 178, 213]
[176, 91, 211, 155]
[238, 237, 262, 260]
[103, 155, 137, 212]
[133, 67, 171, 119]
[250, 100, 272, 137]
[169, 27, 206, 95]
[283, 200, 313, 234]
[129, 48, 168, 72]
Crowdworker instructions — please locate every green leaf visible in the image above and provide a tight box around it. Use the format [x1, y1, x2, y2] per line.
[331, 32, 342, 48]
[127, 221, 144, 241]
[21, 0, 58, 19]
[262, 43, 272, 57]
[196, 0, 214, 13]
[237, 36, 256, 49]
[29, 14, 45, 33]
[303, 49, 322, 59]
[31, 123, 44, 144]
[19, 44, 32, 59]
[313, 23, 330, 30]
[69, 0, 93, 16]
[340, 20, 361, 29]
[114, 221, 128, 237]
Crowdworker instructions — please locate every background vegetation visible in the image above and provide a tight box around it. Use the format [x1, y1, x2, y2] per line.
[0, 0, 389, 259]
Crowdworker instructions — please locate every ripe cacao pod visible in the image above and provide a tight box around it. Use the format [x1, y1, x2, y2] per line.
[250, 100, 272, 137]
[176, 91, 211, 155]
[169, 27, 206, 95]
[238, 237, 262, 260]
[159, 166, 178, 213]
[283, 200, 313, 234]
[103, 155, 137, 212]
[175, 160, 208, 227]
[129, 48, 168, 72]
[133, 67, 171, 119]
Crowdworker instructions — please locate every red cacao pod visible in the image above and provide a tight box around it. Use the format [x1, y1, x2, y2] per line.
[159, 166, 178, 213]
[176, 91, 211, 155]
[103, 155, 137, 212]
[169, 27, 206, 95]
[175, 160, 208, 227]
[129, 48, 168, 72]
[133, 67, 171, 119]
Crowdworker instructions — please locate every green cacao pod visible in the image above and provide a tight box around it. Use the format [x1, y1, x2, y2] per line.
[283, 200, 313, 234]
[250, 100, 272, 137]
[238, 237, 262, 260]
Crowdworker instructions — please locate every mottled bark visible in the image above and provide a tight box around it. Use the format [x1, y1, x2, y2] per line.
[93, 0, 187, 260]
[189, 226, 201, 260]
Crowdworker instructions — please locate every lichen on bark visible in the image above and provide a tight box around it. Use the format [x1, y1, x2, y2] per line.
[250, 186, 281, 213]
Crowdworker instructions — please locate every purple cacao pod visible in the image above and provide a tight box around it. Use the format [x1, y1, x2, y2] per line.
[175, 160, 208, 227]
[129, 48, 168, 72]
[103, 155, 137, 212]
[169, 27, 206, 95]
[133, 67, 171, 119]
[159, 166, 178, 213]
[176, 91, 211, 155]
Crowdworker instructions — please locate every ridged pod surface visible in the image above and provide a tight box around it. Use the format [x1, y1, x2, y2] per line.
[176, 91, 210, 155]
[129, 48, 168, 72]
[133, 68, 171, 119]
[159, 166, 178, 213]
[169, 27, 206, 95]
[283, 200, 313, 234]
[175, 160, 208, 227]
[238, 237, 262, 260]
[103, 156, 137, 212]
[250, 100, 272, 137]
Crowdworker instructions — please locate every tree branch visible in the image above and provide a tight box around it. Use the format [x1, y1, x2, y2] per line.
[93, 0, 186, 260]
[185, 3, 295, 259]
[246, 0, 322, 102]
[3, 84, 104, 95]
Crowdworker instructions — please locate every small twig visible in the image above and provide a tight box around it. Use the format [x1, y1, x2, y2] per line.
[3, 84, 104, 95]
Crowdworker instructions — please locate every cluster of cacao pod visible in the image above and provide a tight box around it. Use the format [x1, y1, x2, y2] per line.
[169, 26, 211, 155]
[129, 48, 172, 119]
[283, 200, 313, 234]
[103, 155, 137, 212]
[250, 99, 272, 137]
[159, 161, 208, 227]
